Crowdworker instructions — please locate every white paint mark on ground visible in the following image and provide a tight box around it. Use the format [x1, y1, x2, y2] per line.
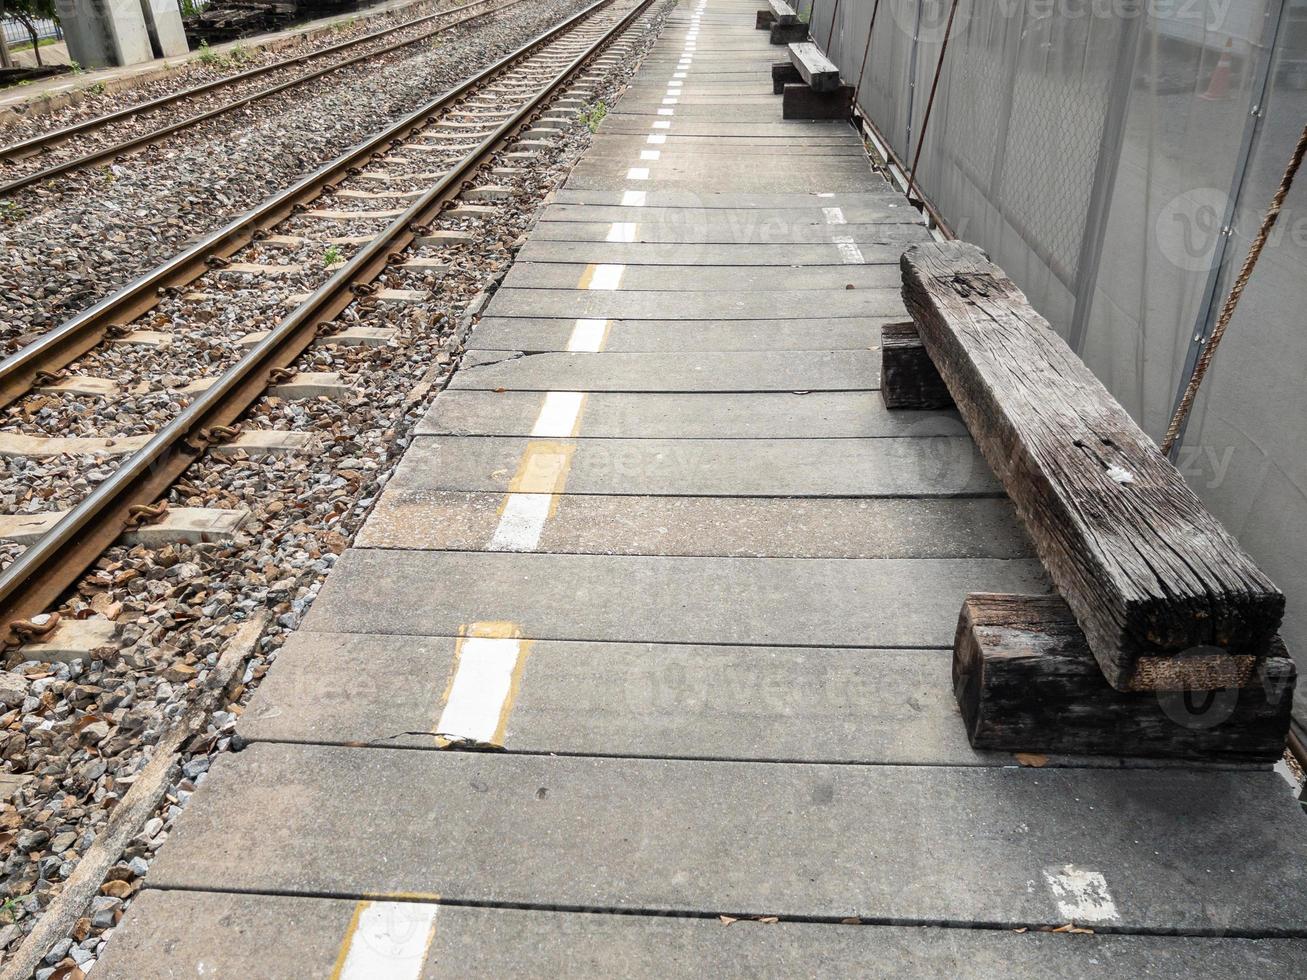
[833, 236, 866, 264]
[567, 318, 610, 352]
[531, 391, 586, 438]
[607, 222, 637, 242]
[823, 207, 847, 224]
[627, 166, 651, 180]
[436, 636, 526, 741]
[584, 264, 626, 290]
[641, 150, 662, 161]
[335, 901, 440, 979]
[489, 494, 554, 552]
[657, 108, 675, 116]
[622, 190, 648, 206]
[652, 120, 672, 129]
[647, 133, 667, 145]
[1042, 866, 1120, 924]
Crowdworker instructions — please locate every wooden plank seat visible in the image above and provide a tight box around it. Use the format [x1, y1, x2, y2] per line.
[954, 593, 1295, 763]
[756, 0, 798, 29]
[900, 242, 1284, 693]
[788, 41, 841, 92]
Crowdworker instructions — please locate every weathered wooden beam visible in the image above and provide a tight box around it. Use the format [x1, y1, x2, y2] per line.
[756, 10, 776, 29]
[902, 242, 1284, 691]
[953, 593, 1295, 763]
[782, 83, 853, 121]
[772, 61, 803, 94]
[880, 321, 954, 410]
[788, 41, 841, 92]
[770, 22, 808, 44]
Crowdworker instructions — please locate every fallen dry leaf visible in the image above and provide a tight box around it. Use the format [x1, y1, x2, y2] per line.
[1014, 753, 1049, 768]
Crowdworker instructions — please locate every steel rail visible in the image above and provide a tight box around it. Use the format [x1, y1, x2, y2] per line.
[0, 0, 521, 196]
[0, 0, 601, 409]
[0, 0, 653, 644]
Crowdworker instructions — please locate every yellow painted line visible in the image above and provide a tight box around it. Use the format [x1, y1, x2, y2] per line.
[435, 623, 533, 747]
[331, 899, 440, 979]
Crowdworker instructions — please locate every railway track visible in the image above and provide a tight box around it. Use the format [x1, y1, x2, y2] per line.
[0, 0, 526, 196]
[0, 0, 655, 648]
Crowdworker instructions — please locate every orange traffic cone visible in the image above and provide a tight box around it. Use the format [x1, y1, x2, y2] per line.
[1200, 39, 1233, 101]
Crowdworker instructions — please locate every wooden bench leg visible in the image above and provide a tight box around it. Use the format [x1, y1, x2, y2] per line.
[770, 23, 808, 43]
[772, 62, 803, 94]
[782, 83, 854, 120]
[880, 321, 955, 410]
[954, 593, 1297, 763]
[756, 11, 776, 29]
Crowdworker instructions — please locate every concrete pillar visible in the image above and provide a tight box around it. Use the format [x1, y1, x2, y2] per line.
[54, 0, 155, 69]
[139, 0, 189, 58]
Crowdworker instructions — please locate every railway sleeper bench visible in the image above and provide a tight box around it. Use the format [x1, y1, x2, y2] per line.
[954, 594, 1296, 764]
[755, 0, 798, 29]
[757, 2, 808, 43]
[897, 241, 1284, 694]
[773, 43, 854, 119]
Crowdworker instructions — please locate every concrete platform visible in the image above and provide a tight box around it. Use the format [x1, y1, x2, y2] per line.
[99, 0, 1307, 973]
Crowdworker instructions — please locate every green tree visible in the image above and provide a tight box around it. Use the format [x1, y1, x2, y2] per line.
[1, 0, 58, 67]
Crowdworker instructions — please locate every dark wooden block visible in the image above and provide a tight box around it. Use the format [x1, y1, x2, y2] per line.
[770, 22, 808, 44]
[880, 321, 954, 410]
[756, 10, 775, 29]
[902, 242, 1284, 692]
[772, 61, 803, 95]
[782, 83, 853, 121]
[953, 593, 1296, 764]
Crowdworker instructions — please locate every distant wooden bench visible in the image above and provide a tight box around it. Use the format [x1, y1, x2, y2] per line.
[756, 1, 798, 29]
[899, 242, 1284, 694]
[756, 1, 807, 43]
[772, 42, 853, 119]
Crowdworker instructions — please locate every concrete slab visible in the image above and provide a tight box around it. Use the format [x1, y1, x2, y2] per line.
[0, 507, 248, 545]
[515, 240, 907, 266]
[565, 165, 884, 193]
[302, 550, 1049, 647]
[98, 892, 1307, 980]
[148, 743, 1307, 934]
[417, 390, 948, 438]
[240, 633, 1005, 765]
[465, 316, 884, 351]
[539, 203, 921, 225]
[501, 263, 900, 290]
[376, 434, 999, 498]
[450, 350, 880, 391]
[357, 492, 1029, 559]
[482, 287, 904, 320]
[530, 220, 929, 246]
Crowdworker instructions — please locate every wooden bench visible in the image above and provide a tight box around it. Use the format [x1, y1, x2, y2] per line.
[899, 242, 1284, 694]
[774, 42, 854, 119]
[954, 594, 1295, 763]
[756, 0, 799, 29]
[756, 1, 808, 43]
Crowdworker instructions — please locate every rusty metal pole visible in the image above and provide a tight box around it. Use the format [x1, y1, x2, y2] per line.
[905, 0, 964, 204]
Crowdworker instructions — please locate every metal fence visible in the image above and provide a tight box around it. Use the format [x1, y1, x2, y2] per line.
[802, 0, 1307, 721]
[2, 17, 62, 48]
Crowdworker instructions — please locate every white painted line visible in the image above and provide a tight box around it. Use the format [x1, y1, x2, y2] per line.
[490, 492, 552, 553]
[833, 236, 866, 264]
[567, 318, 610, 352]
[531, 391, 586, 438]
[652, 121, 673, 130]
[436, 637, 524, 738]
[647, 133, 667, 145]
[662, 98, 679, 106]
[622, 190, 648, 205]
[627, 167, 651, 180]
[641, 150, 662, 161]
[606, 221, 638, 241]
[336, 901, 440, 980]
[657, 108, 675, 117]
[674, 72, 687, 79]
[1043, 866, 1120, 925]
[823, 207, 847, 225]
[586, 264, 626, 290]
